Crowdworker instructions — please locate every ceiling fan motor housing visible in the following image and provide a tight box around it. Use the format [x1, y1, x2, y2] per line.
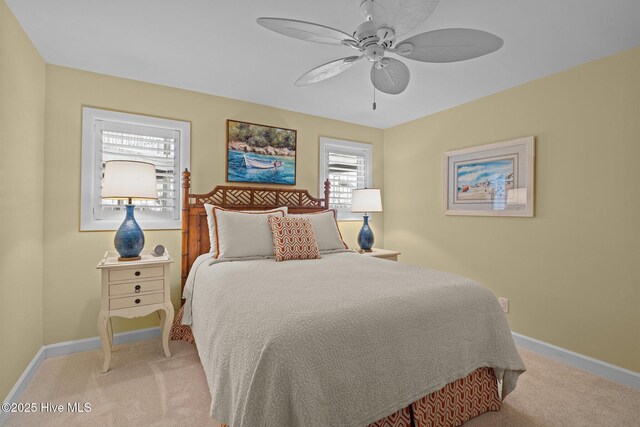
[354, 21, 396, 46]
[354, 21, 380, 46]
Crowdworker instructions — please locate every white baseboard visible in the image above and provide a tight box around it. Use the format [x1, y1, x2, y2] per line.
[1, 346, 46, 424]
[1, 327, 160, 425]
[45, 326, 160, 358]
[512, 332, 640, 389]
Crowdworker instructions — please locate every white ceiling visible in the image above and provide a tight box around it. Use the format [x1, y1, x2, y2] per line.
[7, 0, 640, 128]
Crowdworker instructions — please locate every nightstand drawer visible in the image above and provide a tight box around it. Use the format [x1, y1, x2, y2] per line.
[110, 292, 164, 310]
[109, 279, 164, 296]
[108, 266, 164, 282]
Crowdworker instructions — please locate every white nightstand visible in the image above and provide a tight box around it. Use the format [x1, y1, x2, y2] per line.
[96, 250, 174, 373]
[359, 248, 401, 261]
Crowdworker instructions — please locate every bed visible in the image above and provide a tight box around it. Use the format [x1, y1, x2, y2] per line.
[173, 169, 525, 427]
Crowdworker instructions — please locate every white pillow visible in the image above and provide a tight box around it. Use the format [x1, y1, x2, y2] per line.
[210, 207, 286, 260]
[288, 210, 348, 252]
[204, 204, 288, 255]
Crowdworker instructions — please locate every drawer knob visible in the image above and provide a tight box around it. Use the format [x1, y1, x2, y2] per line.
[135, 298, 141, 304]
[135, 285, 141, 293]
[134, 271, 141, 277]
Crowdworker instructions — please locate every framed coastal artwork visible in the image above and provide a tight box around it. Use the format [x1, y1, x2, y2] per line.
[226, 120, 297, 185]
[444, 136, 535, 217]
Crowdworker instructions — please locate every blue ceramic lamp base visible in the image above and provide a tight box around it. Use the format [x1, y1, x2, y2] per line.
[357, 214, 374, 252]
[114, 204, 145, 261]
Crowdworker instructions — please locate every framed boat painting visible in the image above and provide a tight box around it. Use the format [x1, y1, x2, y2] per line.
[226, 119, 297, 185]
[444, 136, 535, 217]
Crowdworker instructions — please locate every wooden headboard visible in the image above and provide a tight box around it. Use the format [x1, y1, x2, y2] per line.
[180, 169, 330, 295]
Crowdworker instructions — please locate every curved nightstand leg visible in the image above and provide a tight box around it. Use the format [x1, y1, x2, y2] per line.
[107, 318, 114, 347]
[160, 305, 174, 358]
[97, 311, 111, 373]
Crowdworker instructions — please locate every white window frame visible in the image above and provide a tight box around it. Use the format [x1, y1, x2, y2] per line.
[80, 107, 190, 231]
[319, 137, 373, 221]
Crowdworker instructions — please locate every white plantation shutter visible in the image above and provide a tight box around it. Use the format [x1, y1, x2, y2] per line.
[320, 138, 372, 220]
[94, 121, 179, 221]
[327, 150, 366, 209]
[81, 108, 190, 231]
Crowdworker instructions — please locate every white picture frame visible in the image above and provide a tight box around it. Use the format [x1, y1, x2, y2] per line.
[444, 136, 535, 217]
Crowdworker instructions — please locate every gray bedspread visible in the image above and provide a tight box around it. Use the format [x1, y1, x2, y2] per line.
[183, 252, 525, 427]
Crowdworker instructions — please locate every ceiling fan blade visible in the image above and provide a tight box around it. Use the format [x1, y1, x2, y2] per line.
[295, 56, 363, 86]
[257, 17, 359, 48]
[360, 0, 440, 37]
[370, 58, 410, 95]
[393, 28, 503, 63]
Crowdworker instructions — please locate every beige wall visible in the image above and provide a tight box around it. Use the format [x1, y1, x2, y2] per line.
[383, 47, 640, 372]
[43, 65, 384, 344]
[0, 0, 45, 399]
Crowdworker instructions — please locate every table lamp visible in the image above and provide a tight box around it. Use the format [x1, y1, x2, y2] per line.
[351, 188, 382, 252]
[102, 160, 158, 261]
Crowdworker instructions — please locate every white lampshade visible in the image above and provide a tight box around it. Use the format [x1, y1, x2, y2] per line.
[102, 160, 158, 200]
[351, 188, 382, 213]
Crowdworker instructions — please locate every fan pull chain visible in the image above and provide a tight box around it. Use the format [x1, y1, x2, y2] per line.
[372, 72, 377, 110]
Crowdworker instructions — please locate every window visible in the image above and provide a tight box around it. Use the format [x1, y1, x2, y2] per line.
[81, 107, 190, 230]
[319, 137, 373, 220]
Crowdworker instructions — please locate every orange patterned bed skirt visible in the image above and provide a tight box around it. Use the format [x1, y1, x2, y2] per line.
[368, 367, 500, 427]
[170, 304, 195, 344]
[171, 306, 501, 427]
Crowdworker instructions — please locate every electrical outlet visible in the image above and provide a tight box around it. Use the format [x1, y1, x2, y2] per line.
[498, 297, 509, 313]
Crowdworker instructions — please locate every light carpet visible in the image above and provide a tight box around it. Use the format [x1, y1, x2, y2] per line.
[4, 340, 639, 427]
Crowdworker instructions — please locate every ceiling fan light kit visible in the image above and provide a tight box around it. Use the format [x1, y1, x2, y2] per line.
[257, 0, 503, 109]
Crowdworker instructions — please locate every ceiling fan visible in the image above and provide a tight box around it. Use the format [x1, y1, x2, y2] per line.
[257, 0, 503, 109]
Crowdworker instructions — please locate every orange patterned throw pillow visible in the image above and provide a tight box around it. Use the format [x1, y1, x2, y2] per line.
[268, 216, 320, 262]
